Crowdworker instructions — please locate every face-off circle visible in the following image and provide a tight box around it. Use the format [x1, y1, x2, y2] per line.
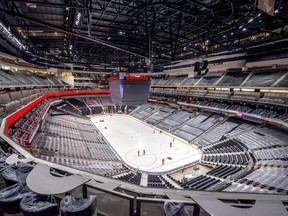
[160, 142, 190, 155]
[125, 149, 157, 167]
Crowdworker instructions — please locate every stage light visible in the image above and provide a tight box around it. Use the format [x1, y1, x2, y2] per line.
[75, 12, 82, 26]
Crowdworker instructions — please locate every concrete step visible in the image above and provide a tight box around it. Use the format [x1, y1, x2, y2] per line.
[140, 172, 148, 187]
[162, 175, 182, 189]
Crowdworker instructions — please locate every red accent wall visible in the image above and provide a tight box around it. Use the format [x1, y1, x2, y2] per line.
[5, 90, 110, 135]
[124, 76, 149, 81]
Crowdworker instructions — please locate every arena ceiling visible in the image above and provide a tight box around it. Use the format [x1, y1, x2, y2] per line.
[0, 0, 287, 71]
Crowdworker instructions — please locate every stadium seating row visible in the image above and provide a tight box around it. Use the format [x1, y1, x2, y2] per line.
[151, 88, 288, 105]
[151, 70, 288, 87]
[129, 102, 288, 193]
[10, 98, 58, 149]
[29, 110, 123, 176]
[0, 69, 65, 86]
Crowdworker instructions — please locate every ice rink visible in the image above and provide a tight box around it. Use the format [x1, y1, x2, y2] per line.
[91, 115, 201, 173]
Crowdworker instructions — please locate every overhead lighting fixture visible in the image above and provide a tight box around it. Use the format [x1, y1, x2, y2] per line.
[69, 45, 73, 49]
[28, 30, 43, 33]
[118, 31, 125, 35]
[265, 32, 271, 37]
[0, 22, 25, 50]
[230, 32, 234, 35]
[75, 12, 81, 26]
[26, 3, 37, 8]
[248, 18, 254, 23]
[257, 13, 261, 17]
[275, 9, 279, 14]
[243, 28, 247, 31]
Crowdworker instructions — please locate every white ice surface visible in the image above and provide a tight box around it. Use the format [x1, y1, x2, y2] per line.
[91, 115, 201, 173]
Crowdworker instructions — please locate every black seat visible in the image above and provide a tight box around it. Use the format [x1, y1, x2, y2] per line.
[163, 201, 190, 216]
[60, 195, 97, 216]
[2, 164, 33, 186]
[20, 192, 59, 216]
[0, 183, 29, 214]
[0, 154, 7, 169]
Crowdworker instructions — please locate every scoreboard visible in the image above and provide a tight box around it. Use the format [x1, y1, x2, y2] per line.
[109, 76, 151, 105]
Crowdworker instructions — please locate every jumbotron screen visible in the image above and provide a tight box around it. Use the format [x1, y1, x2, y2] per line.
[109, 76, 151, 105]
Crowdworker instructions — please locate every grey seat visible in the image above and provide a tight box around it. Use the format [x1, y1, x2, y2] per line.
[60, 195, 97, 216]
[20, 192, 59, 216]
[0, 183, 29, 214]
[163, 201, 190, 216]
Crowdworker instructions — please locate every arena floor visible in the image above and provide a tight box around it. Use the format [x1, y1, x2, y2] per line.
[91, 115, 201, 173]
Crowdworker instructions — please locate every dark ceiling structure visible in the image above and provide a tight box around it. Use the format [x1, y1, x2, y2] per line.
[0, 0, 287, 71]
